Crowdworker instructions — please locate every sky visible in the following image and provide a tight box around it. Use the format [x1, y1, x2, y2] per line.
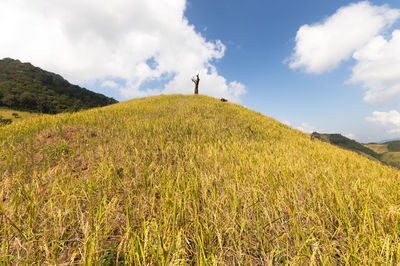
[1, 0, 400, 142]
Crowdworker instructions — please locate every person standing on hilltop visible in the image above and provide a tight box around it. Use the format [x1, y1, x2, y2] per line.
[192, 74, 200, 94]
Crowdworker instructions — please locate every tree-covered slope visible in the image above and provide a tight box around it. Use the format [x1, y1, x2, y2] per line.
[387, 140, 400, 152]
[0, 58, 117, 114]
[311, 132, 379, 159]
[1, 95, 400, 264]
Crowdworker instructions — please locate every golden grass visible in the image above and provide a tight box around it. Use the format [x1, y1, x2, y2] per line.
[1, 94, 400, 264]
[365, 144, 389, 154]
[0, 107, 42, 122]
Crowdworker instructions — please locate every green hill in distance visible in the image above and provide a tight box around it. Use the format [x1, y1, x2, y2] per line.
[366, 140, 400, 168]
[311, 132, 400, 169]
[1, 94, 399, 264]
[0, 58, 117, 114]
[311, 132, 380, 160]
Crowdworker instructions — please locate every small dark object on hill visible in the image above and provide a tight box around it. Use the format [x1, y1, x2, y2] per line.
[220, 98, 228, 102]
[0, 117, 12, 126]
[116, 167, 124, 178]
[12, 112, 20, 118]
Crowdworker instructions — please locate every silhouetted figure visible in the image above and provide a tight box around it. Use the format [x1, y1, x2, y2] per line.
[192, 74, 200, 94]
[220, 98, 228, 102]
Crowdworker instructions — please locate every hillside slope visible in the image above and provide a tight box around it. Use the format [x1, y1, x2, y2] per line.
[0, 58, 117, 114]
[1, 95, 399, 264]
[311, 132, 382, 163]
[0, 107, 44, 126]
[366, 141, 400, 168]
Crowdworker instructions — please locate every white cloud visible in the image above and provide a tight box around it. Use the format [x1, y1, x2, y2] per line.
[366, 110, 400, 133]
[0, 0, 245, 101]
[351, 30, 400, 103]
[289, 1, 400, 74]
[296, 122, 317, 133]
[344, 133, 356, 139]
[101, 80, 118, 89]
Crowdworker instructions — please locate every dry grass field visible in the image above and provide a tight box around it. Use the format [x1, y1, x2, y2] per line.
[366, 143, 390, 154]
[366, 142, 400, 168]
[1, 95, 400, 264]
[0, 107, 42, 122]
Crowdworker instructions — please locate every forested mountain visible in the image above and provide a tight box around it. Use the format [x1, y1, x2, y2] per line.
[0, 58, 117, 114]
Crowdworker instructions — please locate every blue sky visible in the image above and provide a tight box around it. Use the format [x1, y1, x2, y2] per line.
[185, 0, 400, 142]
[1, 0, 400, 142]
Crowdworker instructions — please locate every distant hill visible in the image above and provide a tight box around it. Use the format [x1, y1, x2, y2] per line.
[375, 138, 400, 144]
[311, 132, 380, 159]
[366, 140, 400, 168]
[312, 132, 400, 168]
[0, 58, 117, 114]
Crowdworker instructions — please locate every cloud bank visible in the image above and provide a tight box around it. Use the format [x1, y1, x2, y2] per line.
[0, 0, 245, 101]
[289, 1, 400, 104]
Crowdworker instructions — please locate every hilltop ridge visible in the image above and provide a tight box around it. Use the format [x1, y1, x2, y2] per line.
[1, 95, 399, 264]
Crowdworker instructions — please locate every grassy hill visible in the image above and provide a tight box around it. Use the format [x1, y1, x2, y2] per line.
[1, 95, 400, 264]
[0, 107, 43, 122]
[366, 141, 400, 168]
[0, 107, 45, 127]
[0, 58, 117, 114]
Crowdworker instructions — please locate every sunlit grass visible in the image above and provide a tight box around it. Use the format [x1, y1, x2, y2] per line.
[366, 143, 389, 154]
[366, 143, 400, 168]
[1, 94, 400, 264]
[0, 107, 42, 123]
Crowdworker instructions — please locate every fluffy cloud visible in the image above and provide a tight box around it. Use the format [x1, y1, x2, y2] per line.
[0, 0, 245, 101]
[351, 30, 400, 103]
[289, 1, 400, 74]
[282, 120, 291, 126]
[344, 133, 356, 140]
[366, 110, 400, 133]
[296, 122, 317, 133]
[101, 80, 119, 89]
